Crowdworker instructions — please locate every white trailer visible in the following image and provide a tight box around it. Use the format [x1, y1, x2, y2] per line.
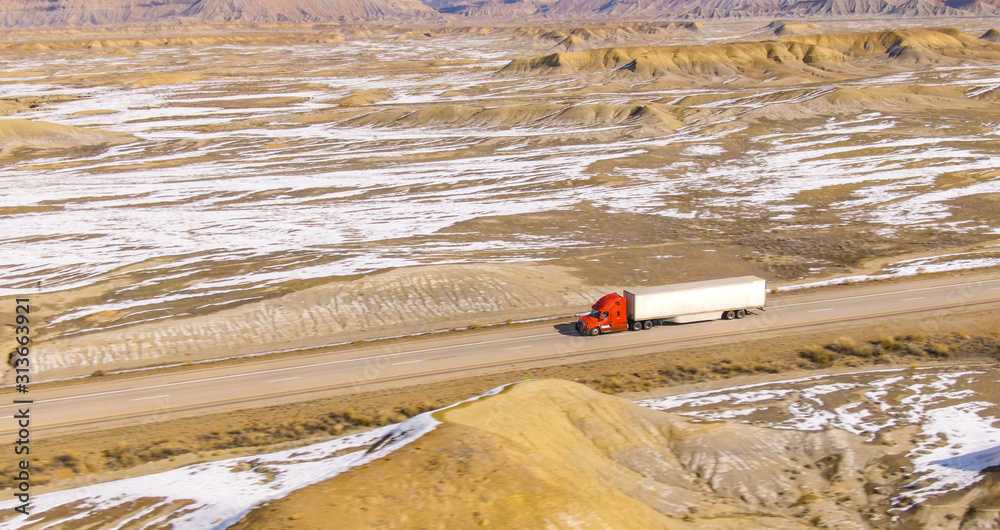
[625, 276, 766, 323]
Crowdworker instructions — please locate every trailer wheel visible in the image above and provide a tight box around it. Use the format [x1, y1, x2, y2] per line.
[735, 309, 746, 319]
[631, 321, 642, 331]
[723, 310, 736, 320]
[642, 320, 653, 330]
[589, 327, 600, 336]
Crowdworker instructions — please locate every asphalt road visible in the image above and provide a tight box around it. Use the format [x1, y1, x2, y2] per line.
[4, 274, 1000, 437]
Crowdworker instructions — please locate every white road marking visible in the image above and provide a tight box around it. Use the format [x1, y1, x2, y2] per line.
[9, 330, 557, 393]
[504, 345, 534, 351]
[266, 377, 301, 383]
[132, 395, 169, 401]
[808, 308, 835, 313]
[901, 297, 925, 301]
[8, 278, 1000, 410]
[780, 278, 1000, 308]
[393, 359, 423, 365]
[16, 333, 556, 406]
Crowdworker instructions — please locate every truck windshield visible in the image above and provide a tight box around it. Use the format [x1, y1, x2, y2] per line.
[589, 309, 601, 319]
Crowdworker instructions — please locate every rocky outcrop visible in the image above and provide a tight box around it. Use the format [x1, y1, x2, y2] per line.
[432, 0, 1000, 19]
[982, 28, 1000, 43]
[771, 20, 823, 36]
[0, 0, 439, 27]
[232, 380, 876, 528]
[3, 0, 999, 25]
[502, 27, 997, 79]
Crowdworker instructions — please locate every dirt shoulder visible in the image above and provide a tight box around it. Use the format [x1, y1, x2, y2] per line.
[6, 300, 997, 497]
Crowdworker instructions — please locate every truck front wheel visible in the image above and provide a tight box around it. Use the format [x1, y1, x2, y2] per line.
[589, 327, 600, 336]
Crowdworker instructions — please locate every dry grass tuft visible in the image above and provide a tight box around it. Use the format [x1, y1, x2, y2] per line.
[928, 343, 950, 357]
[879, 334, 900, 351]
[801, 344, 836, 367]
[12, 316, 997, 488]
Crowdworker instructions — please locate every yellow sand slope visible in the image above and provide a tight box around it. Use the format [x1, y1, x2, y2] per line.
[233, 380, 874, 528]
[0, 118, 136, 157]
[502, 27, 1000, 80]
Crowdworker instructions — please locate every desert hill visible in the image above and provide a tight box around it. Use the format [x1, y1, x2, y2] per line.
[231, 379, 875, 528]
[4, 367, 999, 528]
[0, 0, 438, 27]
[0, 118, 137, 158]
[514, 22, 704, 50]
[432, 0, 1000, 19]
[771, 20, 822, 35]
[324, 100, 685, 130]
[501, 27, 1000, 82]
[3, 0, 1000, 25]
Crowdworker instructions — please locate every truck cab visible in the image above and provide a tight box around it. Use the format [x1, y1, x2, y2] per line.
[575, 293, 628, 335]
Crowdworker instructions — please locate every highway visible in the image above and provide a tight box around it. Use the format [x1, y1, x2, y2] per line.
[3, 274, 1000, 437]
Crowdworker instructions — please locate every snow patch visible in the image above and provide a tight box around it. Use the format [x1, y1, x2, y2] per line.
[640, 367, 1000, 513]
[0, 383, 512, 529]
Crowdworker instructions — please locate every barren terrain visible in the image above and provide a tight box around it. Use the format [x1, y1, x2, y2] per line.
[4, 360, 999, 529]
[1, 303, 998, 528]
[3, 19, 1000, 528]
[2, 0, 999, 27]
[4, 20, 1000, 380]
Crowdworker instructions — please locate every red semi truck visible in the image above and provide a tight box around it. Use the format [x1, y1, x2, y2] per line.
[576, 276, 767, 336]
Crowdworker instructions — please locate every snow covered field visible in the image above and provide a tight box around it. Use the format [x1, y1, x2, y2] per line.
[0, 383, 514, 529]
[641, 366, 1000, 518]
[3, 26, 1000, 375]
[3, 366, 997, 528]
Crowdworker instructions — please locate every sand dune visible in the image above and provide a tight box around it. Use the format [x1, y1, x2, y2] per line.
[232, 380, 873, 528]
[0, 118, 135, 157]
